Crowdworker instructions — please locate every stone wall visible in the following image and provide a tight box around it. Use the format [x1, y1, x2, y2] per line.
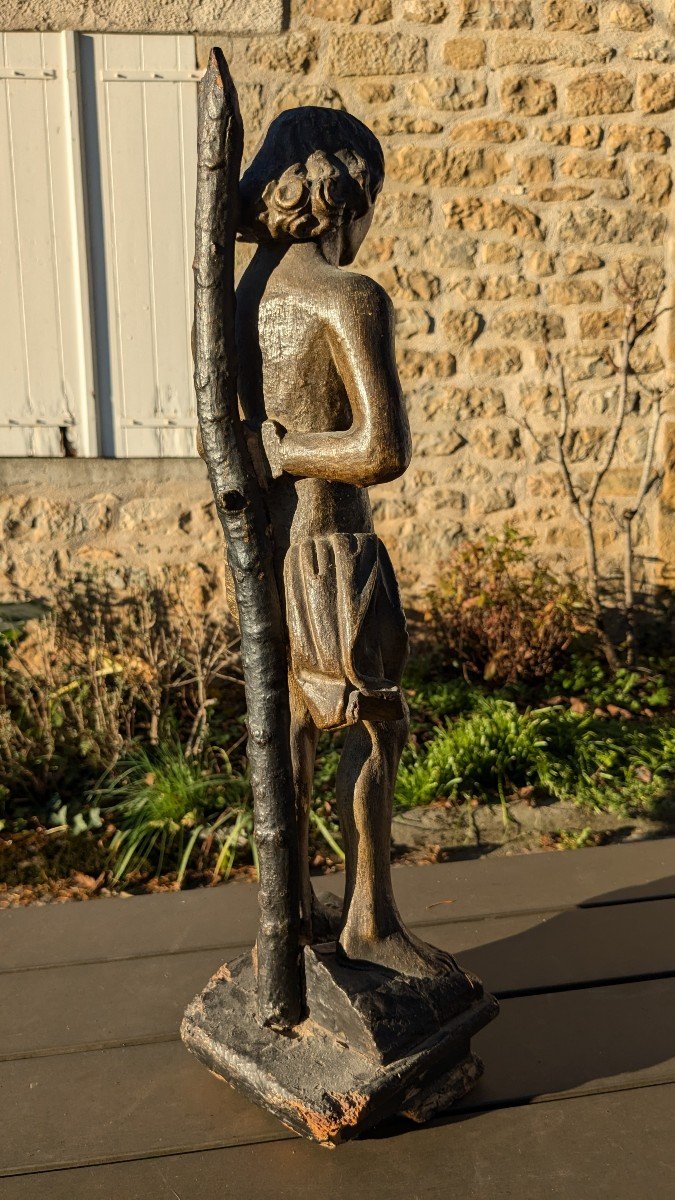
[2, 1, 284, 35]
[1, 0, 674, 605]
[0, 460, 227, 607]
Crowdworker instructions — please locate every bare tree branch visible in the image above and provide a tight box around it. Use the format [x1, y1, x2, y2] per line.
[194, 49, 302, 1029]
[621, 396, 664, 664]
[586, 304, 635, 510]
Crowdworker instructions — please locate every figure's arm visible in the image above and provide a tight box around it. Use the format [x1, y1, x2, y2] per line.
[270, 278, 411, 488]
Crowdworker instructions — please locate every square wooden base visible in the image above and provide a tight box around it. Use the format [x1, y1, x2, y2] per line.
[181, 949, 498, 1147]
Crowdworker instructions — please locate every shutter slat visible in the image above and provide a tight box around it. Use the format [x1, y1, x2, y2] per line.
[0, 33, 96, 456]
[91, 32, 199, 457]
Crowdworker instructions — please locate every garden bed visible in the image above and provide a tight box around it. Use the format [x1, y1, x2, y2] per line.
[2, 535, 673, 909]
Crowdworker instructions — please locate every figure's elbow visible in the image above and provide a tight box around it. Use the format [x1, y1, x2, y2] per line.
[364, 427, 412, 486]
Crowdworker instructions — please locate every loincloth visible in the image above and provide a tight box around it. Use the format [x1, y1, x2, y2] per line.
[283, 532, 409, 731]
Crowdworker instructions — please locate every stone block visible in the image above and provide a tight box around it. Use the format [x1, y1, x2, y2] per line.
[538, 122, 603, 147]
[543, 0, 598, 32]
[609, 1, 653, 30]
[403, 0, 449, 20]
[326, 31, 427, 75]
[629, 37, 673, 64]
[443, 197, 543, 239]
[531, 184, 593, 201]
[397, 349, 457, 380]
[437, 385, 506, 419]
[629, 157, 672, 207]
[516, 155, 553, 185]
[377, 192, 433, 228]
[443, 37, 486, 68]
[468, 345, 523, 374]
[637, 71, 675, 112]
[271, 83, 344, 117]
[561, 153, 622, 178]
[491, 310, 565, 339]
[443, 308, 484, 346]
[450, 117, 525, 141]
[524, 249, 556, 276]
[546, 279, 603, 304]
[356, 80, 395, 102]
[469, 425, 522, 459]
[482, 274, 539, 299]
[425, 235, 478, 268]
[415, 429, 468, 455]
[372, 114, 443, 134]
[388, 146, 509, 186]
[460, 0, 534, 29]
[450, 275, 486, 301]
[605, 124, 669, 154]
[490, 35, 611, 67]
[502, 75, 557, 115]
[378, 265, 441, 301]
[482, 241, 521, 263]
[578, 308, 625, 339]
[306, 0, 392, 20]
[408, 74, 488, 111]
[562, 251, 603, 274]
[567, 71, 633, 115]
[244, 32, 317, 72]
[558, 205, 666, 245]
[395, 305, 434, 339]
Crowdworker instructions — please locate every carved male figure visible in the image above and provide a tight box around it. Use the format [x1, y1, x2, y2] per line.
[235, 107, 463, 981]
[185, 64, 497, 1141]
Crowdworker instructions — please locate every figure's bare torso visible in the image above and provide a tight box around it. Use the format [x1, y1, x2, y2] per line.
[236, 245, 375, 547]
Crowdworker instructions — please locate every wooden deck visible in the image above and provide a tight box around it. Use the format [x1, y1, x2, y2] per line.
[1, 839, 674, 1198]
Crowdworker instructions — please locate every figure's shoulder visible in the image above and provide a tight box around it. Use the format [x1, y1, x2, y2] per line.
[318, 265, 394, 326]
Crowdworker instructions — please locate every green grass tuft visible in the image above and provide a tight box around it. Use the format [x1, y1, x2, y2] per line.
[396, 697, 675, 821]
[96, 743, 249, 882]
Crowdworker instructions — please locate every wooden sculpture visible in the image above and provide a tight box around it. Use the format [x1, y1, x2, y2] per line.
[182, 48, 498, 1147]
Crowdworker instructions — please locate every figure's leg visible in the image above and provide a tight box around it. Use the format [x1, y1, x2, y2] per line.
[288, 678, 319, 945]
[336, 711, 464, 977]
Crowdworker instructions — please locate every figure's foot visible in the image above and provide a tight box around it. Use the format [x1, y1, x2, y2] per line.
[338, 920, 475, 984]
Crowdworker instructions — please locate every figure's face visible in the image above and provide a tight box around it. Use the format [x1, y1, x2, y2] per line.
[339, 207, 375, 266]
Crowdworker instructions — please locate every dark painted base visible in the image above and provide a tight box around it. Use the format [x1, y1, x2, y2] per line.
[181, 945, 498, 1147]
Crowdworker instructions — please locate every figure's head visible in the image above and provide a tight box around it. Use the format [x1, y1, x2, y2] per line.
[239, 106, 385, 264]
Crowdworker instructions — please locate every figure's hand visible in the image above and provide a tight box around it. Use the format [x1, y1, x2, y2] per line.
[261, 419, 286, 480]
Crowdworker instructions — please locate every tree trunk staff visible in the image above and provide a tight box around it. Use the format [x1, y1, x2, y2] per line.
[193, 49, 302, 1030]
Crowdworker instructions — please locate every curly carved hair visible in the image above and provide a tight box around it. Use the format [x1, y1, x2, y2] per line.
[239, 106, 385, 243]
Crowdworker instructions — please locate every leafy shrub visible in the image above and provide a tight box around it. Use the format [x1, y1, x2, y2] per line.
[2, 566, 673, 896]
[0, 572, 241, 825]
[396, 698, 547, 819]
[550, 653, 672, 713]
[0, 572, 348, 884]
[395, 697, 675, 820]
[424, 526, 586, 685]
[95, 743, 250, 882]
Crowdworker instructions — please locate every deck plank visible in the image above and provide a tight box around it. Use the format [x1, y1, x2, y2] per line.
[2, 838, 673, 972]
[2, 1084, 673, 1198]
[2, 978, 673, 1176]
[2, 898, 674, 1059]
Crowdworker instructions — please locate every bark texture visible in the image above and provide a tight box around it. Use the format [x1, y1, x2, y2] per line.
[193, 48, 302, 1029]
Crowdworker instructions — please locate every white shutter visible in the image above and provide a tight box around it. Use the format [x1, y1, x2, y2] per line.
[82, 33, 200, 457]
[0, 32, 96, 456]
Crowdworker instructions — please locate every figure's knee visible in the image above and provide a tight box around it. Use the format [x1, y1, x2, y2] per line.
[367, 707, 409, 758]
